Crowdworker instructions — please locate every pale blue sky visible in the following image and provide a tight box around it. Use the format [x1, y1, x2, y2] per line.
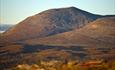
[0, 0, 115, 24]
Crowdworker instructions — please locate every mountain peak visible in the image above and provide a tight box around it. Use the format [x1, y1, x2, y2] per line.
[67, 6, 77, 9]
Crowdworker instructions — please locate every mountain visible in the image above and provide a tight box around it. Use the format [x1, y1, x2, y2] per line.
[2, 7, 102, 42]
[26, 17, 115, 47]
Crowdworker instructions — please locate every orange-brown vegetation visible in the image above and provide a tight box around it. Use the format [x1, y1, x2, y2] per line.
[10, 60, 115, 70]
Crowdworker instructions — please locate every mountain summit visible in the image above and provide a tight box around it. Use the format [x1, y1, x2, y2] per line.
[3, 7, 101, 41]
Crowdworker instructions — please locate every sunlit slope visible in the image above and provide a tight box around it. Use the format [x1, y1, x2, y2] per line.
[26, 17, 115, 47]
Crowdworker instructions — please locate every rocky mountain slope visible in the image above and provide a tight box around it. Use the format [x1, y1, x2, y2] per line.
[26, 17, 115, 47]
[2, 7, 101, 42]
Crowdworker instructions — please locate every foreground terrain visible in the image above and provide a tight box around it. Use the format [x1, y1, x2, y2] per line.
[0, 43, 115, 70]
[10, 60, 115, 70]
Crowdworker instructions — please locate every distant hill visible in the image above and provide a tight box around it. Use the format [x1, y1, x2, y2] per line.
[2, 7, 102, 41]
[26, 17, 115, 47]
[0, 24, 13, 33]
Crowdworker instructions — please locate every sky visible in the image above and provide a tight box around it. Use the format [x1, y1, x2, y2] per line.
[0, 0, 115, 25]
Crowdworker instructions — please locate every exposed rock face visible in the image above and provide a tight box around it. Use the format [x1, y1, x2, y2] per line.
[26, 17, 115, 47]
[3, 7, 101, 41]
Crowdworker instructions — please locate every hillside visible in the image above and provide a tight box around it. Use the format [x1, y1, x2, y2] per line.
[2, 7, 101, 42]
[26, 17, 115, 47]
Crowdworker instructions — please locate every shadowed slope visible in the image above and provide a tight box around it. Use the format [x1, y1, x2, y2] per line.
[26, 17, 115, 47]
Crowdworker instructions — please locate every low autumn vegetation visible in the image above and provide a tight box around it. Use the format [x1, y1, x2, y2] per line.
[10, 60, 115, 70]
